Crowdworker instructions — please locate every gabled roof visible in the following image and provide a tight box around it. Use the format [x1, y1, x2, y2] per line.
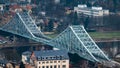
[33, 50, 69, 60]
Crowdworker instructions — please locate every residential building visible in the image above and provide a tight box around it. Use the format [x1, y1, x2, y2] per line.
[0, 0, 5, 11]
[30, 50, 69, 68]
[0, 5, 3, 11]
[19, 0, 31, 3]
[9, 4, 22, 13]
[74, 4, 109, 16]
[22, 51, 31, 64]
[54, 0, 60, 4]
[0, 60, 8, 68]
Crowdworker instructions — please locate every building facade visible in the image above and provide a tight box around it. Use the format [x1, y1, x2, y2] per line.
[30, 50, 69, 68]
[74, 4, 109, 17]
[22, 51, 31, 64]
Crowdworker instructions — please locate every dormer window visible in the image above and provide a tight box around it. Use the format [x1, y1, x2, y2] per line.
[46, 57, 48, 60]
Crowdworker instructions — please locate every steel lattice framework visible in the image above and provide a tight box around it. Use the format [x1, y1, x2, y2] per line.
[50, 25, 110, 62]
[0, 12, 50, 45]
[0, 12, 110, 63]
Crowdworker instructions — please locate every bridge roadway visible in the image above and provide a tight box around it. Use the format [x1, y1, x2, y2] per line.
[0, 12, 119, 67]
[0, 41, 44, 48]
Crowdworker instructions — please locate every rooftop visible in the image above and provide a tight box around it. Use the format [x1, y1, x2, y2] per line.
[22, 51, 31, 56]
[33, 50, 69, 60]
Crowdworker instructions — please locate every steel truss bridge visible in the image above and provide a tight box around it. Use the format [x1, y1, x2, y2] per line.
[0, 12, 116, 66]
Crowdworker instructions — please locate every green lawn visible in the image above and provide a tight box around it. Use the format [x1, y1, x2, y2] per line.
[45, 33, 58, 38]
[46, 31, 120, 39]
[89, 31, 120, 39]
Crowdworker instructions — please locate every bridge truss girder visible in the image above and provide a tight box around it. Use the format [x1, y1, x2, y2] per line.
[0, 12, 110, 63]
[51, 25, 110, 62]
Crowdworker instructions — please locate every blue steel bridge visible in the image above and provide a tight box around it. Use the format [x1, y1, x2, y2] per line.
[0, 12, 115, 66]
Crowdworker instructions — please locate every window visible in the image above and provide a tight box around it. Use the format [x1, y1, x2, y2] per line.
[56, 56, 59, 60]
[42, 57, 44, 60]
[54, 65, 56, 68]
[46, 61, 49, 63]
[39, 66, 41, 68]
[42, 66, 45, 68]
[58, 65, 60, 68]
[54, 61, 57, 63]
[63, 61, 66, 63]
[60, 56, 62, 60]
[42, 61, 45, 64]
[50, 66, 52, 68]
[50, 61, 53, 63]
[39, 62, 41, 64]
[46, 57, 48, 59]
[46, 66, 49, 68]
[50, 57, 52, 59]
[62, 65, 66, 68]
[53, 57, 56, 59]
[58, 61, 60, 63]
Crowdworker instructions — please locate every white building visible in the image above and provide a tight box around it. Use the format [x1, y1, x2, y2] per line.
[0, 0, 5, 11]
[30, 50, 69, 68]
[27, 0, 31, 4]
[0, 5, 3, 11]
[74, 4, 109, 16]
[54, 0, 60, 4]
[22, 51, 31, 64]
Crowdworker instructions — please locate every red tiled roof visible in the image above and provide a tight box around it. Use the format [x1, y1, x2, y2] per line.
[26, 5, 32, 10]
[10, 5, 21, 10]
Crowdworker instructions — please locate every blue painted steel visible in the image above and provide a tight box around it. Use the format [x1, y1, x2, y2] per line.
[50, 25, 110, 62]
[0, 12, 50, 45]
[0, 12, 110, 63]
